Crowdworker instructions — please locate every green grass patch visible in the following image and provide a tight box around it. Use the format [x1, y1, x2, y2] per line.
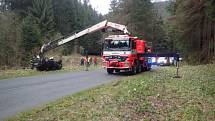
[0, 65, 100, 80]
[8, 64, 215, 121]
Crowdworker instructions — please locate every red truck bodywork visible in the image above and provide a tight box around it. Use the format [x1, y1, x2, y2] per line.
[102, 35, 152, 74]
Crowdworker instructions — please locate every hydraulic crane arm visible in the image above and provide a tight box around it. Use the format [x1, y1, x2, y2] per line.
[40, 20, 130, 54]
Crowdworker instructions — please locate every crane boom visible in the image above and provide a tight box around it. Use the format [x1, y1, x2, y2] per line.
[40, 20, 130, 54]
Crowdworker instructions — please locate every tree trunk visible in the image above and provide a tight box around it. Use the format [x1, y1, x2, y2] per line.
[213, 22, 215, 57]
[200, 16, 205, 62]
[206, 17, 210, 62]
[209, 21, 213, 58]
[201, 16, 210, 63]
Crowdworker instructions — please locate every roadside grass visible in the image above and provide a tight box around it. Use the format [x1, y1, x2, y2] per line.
[0, 65, 101, 80]
[0, 54, 102, 80]
[8, 64, 215, 121]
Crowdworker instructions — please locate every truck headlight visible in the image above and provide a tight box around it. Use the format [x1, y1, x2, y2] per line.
[124, 61, 130, 67]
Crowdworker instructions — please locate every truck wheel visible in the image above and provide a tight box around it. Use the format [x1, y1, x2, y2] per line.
[137, 65, 142, 73]
[107, 69, 114, 74]
[131, 66, 137, 75]
[141, 65, 145, 72]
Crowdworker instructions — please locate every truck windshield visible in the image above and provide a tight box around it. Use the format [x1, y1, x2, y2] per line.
[103, 39, 131, 51]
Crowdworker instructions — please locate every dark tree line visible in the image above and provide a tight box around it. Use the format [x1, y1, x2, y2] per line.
[0, 0, 103, 68]
[167, 0, 215, 64]
[108, 0, 215, 64]
[107, 0, 170, 53]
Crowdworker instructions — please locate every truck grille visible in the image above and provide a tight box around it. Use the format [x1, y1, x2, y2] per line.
[105, 56, 128, 62]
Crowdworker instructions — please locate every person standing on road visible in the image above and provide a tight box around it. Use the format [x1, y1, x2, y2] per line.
[85, 55, 90, 71]
[89, 57, 92, 65]
[80, 57, 85, 66]
[94, 56, 97, 66]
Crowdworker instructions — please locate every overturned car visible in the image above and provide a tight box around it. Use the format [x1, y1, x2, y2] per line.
[31, 56, 62, 71]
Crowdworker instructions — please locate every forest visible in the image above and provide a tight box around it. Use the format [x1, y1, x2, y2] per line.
[0, 0, 215, 69]
[108, 0, 215, 64]
[0, 0, 103, 68]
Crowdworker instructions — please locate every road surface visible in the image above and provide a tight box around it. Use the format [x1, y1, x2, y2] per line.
[0, 69, 121, 120]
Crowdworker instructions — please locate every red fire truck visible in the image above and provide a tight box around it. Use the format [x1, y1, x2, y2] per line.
[102, 35, 152, 74]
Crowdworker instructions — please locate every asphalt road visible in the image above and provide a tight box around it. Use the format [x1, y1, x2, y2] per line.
[0, 69, 121, 120]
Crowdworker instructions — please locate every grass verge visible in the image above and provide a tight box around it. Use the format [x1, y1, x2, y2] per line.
[0, 65, 100, 80]
[8, 64, 215, 121]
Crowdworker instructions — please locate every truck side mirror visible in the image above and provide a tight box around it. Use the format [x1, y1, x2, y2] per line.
[145, 48, 148, 53]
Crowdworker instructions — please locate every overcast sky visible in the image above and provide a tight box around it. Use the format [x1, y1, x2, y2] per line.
[89, 0, 169, 15]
